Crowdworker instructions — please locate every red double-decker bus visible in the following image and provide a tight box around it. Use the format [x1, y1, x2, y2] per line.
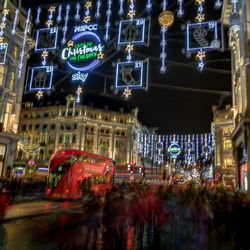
[46, 149, 115, 199]
[115, 163, 145, 182]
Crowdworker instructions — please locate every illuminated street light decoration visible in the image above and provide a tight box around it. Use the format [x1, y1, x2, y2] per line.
[61, 4, 70, 45]
[56, 5, 62, 23]
[35, 27, 58, 51]
[118, 0, 125, 16]
[231, 0, 238, 13]
[83, 1, 92, 23]
[128, 0, 136, 20]
[158, 10, 174, 73]
[104, 0, 112, 41]
[74, 3, 81, 21]
[35, 7, 41, 25]
[36, 90, 44, 100]
[214, 0, 222, 10]
[61, 24, 105, 84]
[76, 86, 83, 103]
[18, 8, 31, 79]
[46, 5, 56, 28]
[146, 0, 152, 11]
[177, 0, 184, 18]
[122, 87, 132, 99]
[95, 0, 102, 19]
[11, 8, 19, 34]
[195, 0, 205, 23]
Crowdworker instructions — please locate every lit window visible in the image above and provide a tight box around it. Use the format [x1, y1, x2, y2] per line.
[13, 46, 19, 60]
[0, 66, 5, 86]
[9, 71, 15, 91]
[223, 139, 232, 151]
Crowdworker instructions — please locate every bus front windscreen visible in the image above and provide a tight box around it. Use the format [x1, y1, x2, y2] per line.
[47, 160, 72, 190]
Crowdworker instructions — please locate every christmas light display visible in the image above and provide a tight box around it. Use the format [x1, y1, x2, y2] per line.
[35, 7, 42, 25]
[177, 0, 184, 18]
[214, 0, 222, 10]
[83, 1, 92, 23]
[118, 0, 125, 16]
[74, 3, 81, 21]
[104, 0, 112, 41]
[56, 5, 62, 23]
[76, 86, 83, 103]
[46, 5, 56, 28]
[0, 43, 8, 64]
[146, 0, 152, 11]
[11, 8, 19, 34]
[18, 8, 31, 79]
[35, 27, 58, 51]
[158, 7, 174, 73]
[61, 4, 70, 44]
[95, 0, 102, 19]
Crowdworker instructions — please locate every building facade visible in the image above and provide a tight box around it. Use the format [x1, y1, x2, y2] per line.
[0, 0, 32, 177]
[222, 0, 250, 191]
[211, 105, 235, 188]
[15, 95, 142, 176]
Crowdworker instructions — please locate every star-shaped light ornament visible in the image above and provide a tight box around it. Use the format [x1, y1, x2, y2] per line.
[123, 87, 132, 99]
[2, 9, 9, 15]
[125, 44, 134, 52]
[97, 52, 104, 60]
[46, 20, 53, 27]
[0, 23, 6, 29]
[41, 50, 49, 59]
[67, 40, 74, 47]
[83, 16, 91, 23]
[49, 6, 56, 13]
[128, 10, 136, 19]
[85, 1, 92, 8]
[196, 13, 205, 22]
[36, 90, 43, 100]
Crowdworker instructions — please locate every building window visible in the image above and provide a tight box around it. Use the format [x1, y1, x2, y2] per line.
[3, 103, 12, 131]
[72, 134, 76, 144]
[50, 124, 55, 130]
[13, 46, 19, 60]
[0, 66, 5, 86]
[9, 71, 15, 91]
[223, 139, 232, 151]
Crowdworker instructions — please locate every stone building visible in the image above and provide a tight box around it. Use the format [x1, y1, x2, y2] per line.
[14, 95, 143, 176]
[0, 0, 32, 177]
[222, 0, 250, 191]
[211, 105, 235, 188]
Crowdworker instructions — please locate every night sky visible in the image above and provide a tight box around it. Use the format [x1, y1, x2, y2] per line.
[22, 0, 231, 134]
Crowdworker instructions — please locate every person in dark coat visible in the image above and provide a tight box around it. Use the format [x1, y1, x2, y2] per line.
[0, 188, 9, 221]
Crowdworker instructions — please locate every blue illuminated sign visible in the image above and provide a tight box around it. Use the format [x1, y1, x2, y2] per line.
[168, 143, 181, 157]
[35, 27, 58, 51]
[118, 18, 148, 46]
[29, 66, 54, 91]
[115, 59, 149, 91]
[61, 25, 104, 73]
[186, 21, 221, 52]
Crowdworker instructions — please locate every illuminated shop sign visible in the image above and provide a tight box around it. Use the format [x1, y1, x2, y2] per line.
[61, 24, 104, 83]
[168, 143, 181, 157]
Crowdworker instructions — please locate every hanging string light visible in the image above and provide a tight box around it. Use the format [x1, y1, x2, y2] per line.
[61, 4, 70, 44]
[74, 2, 81, 21]
[158, 6, 174, 73]
[18, 8, 31, 79]
[35, 7, 41, 25]
[118, 0, 125, 16]
[195, 0, 205, 23]
[95, 0, 102, 19]
[46, 6, 56, 28]
[214, 0, 222, 10]
[76, 86, 83, 103]
[0, 8, 9, 39]
[11, 8, 19, 34]
[56, 5, 62, 23]
[195, 0, 206, 71]
[104, 0, 112, 41]
[177, 0, 184, 18]
[146, 0, 152, 11]
[122, 0, 137, 99]
[83, 1, 92, 23]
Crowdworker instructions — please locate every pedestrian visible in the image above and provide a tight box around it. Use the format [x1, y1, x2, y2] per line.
[0, 188, 9, 221]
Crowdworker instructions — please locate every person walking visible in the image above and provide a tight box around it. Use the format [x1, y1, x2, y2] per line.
[0, 188, 9, 221]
